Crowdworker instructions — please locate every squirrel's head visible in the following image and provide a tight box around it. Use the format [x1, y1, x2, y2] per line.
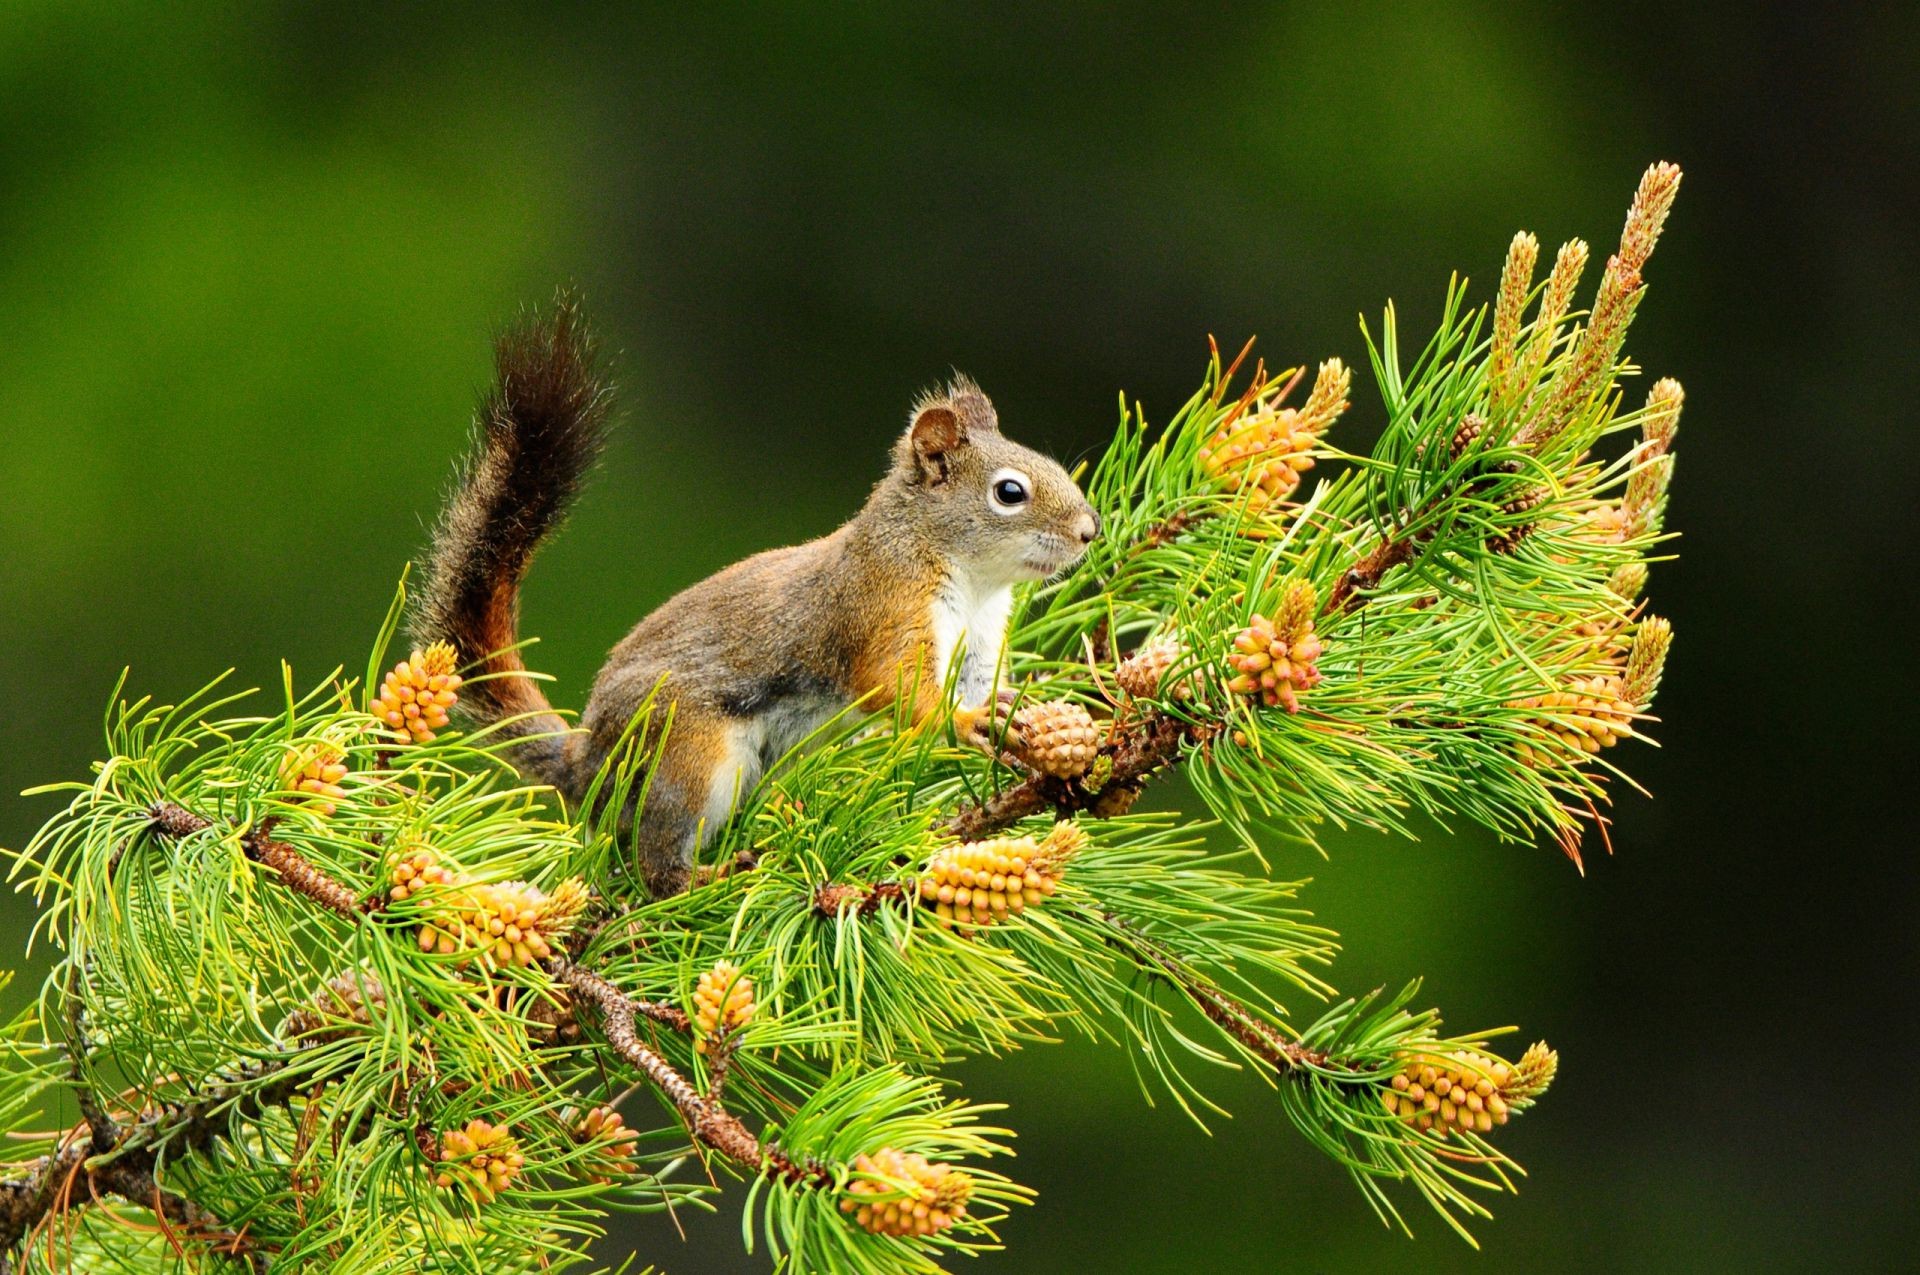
[886, 376, 1099, 585]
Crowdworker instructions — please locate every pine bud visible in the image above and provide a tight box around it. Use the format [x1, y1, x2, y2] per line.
[839, 1147, 974, 1239]
[1226, 581, 1323, 712]
[692, 961, 756, 1054]
[1624, 616, 1673, 706]
[1379, 1042, 1557, 1137]
[433, 1118, 524, 1205]
[370, 641, 463, 744]
[569, 1104, 640, 1184]
[1608, 561, 1649, 600]
[1010, 699, 1105, 780]
[280, 744, 350, 815]
[1089, 783, 1141, 817]
[282, 969, 385, 1044]
[1512, 238, 1591, 401]
[1115, 636, 1188, 701]
[1198, 360, 1350, 510]
[918, 823, 1084, 933]
[1489, 233, 1539, 409]
[1618, 162, 1683, 274]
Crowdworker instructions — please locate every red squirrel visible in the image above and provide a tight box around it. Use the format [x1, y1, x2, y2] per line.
[416, 300, 1099, 896]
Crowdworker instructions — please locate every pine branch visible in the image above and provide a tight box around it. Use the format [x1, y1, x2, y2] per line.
[0, 1059, 298, 1268]
[551, 962, 823, 1187]
[1080, 908, 1332, 1074]
[946, 708, 1206, 840]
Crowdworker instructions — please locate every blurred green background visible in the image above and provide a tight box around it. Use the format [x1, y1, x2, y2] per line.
[4, 3, 1914, 1271]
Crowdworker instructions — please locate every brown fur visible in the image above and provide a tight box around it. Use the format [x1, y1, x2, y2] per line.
[415, 296, 609, 791]
[419, 304, 1097, 897]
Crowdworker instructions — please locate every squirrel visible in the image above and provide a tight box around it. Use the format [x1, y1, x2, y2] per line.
[416, 299, 1100, 896]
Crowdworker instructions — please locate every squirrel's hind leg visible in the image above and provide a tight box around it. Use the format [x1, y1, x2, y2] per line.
[630, 712, 759, 898]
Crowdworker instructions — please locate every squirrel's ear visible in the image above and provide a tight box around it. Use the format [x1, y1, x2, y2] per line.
[906, 403, 965, 483]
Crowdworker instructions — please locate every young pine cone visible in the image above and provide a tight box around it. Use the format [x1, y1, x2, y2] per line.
[1226, 581, 1324, 713]
[1011, 699, 1104, 779]
[918, 823, 1085, 932]
[453, 878, 591, 970]
[570, 1105, 640, 1184]
[280, 744, 349, 815]
[840, 1147, 973, 1239]
[281, 969, 385, 1044]
[1197, 359, 1351, 512]
[1512, 673, 1635, 767]
[1489, 485, 1550, 554]
[522, 988, 583, 1045]
[692, 961, 756, 1054]
[1381, 1042, 1557, 1137]
[1115, 637, 1188, 702]
[433, 1119, 524, 1205]
[370, 641, 463, 744]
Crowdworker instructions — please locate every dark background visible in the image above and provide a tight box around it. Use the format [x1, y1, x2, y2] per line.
[3, 4, 1914, 1271]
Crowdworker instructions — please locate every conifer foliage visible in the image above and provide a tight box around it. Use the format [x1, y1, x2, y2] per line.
[2, 165, 1685, 1273]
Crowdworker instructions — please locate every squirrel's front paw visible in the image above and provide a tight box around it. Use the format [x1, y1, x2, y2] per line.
[949, 689, 1017, 752]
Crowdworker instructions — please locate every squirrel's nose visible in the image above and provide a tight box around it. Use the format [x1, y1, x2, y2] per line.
[1075, 511, 1101, 545]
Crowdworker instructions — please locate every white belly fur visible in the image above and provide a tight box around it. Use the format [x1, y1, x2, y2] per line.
[930, 573, 1013, 707]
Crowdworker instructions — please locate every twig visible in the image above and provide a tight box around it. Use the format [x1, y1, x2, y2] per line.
[147, 803, 379, 922]
[813, 881, 909, 917]
[946, 708, 1206, 841]
[1, 1062, 299, 1264]
[1087, 910, 1332, 1073]
[549, 962, 823, 1186]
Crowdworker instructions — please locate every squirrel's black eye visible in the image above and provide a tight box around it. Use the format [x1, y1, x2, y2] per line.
[988, 468, 1032, 514]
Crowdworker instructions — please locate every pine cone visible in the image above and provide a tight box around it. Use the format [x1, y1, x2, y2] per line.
[839, 1147, 973, 1239]
[1489, 486, 1550, 554]
[692, 961, 756, 1054]
[433, 1119, 524, 1204]
[281, 969, 385, 1044]
[1011, 700, 1104, 780]
[570, 1104, 640, 1184]
[522, 988, 583, 1045]
[280, 744, 349, 816]
[370, 641, 463, 744]
[1380, 1042, 1557, 1137]
[1115, 637, 1188, 702]
[1226, 581, 1323, 713]
[918, 824, 1083, 932]
[1450, 412, 1486, 459]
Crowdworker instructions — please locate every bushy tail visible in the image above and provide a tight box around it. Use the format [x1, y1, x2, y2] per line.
[414, 295, 610, 795]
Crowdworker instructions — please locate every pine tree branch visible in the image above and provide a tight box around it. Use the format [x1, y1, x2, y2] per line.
[549, 962, 823, 1187]
[141, 803, 814, 1191]
[946, 709, 1207, 840]
[1, 1061, 298, 1267]
[1080, 908, 1336, 1075]
[147, 803, 380, 921]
